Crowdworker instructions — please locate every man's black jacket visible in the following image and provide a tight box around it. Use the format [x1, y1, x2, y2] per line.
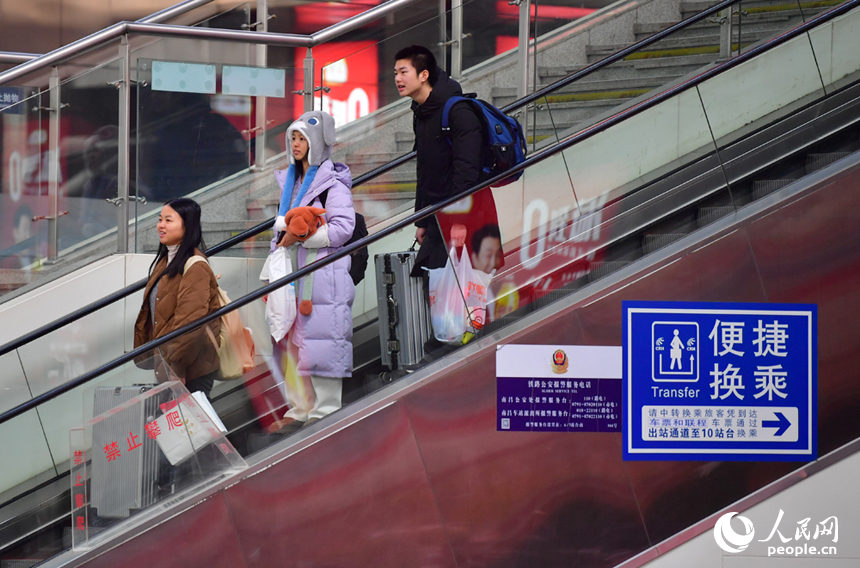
[411, 69, 484, 230]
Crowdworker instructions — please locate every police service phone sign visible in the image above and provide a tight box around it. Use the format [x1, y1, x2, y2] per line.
[623, 301, 817, 461]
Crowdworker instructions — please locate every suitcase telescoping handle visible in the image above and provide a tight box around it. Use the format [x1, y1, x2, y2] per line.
[383, 253, 400, 369]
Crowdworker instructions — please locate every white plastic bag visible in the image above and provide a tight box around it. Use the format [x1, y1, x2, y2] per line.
[428, 247, 493, 343]
[428, 248, 468, 343]
[260, 246, 297, 343]
[155, 393, 221, 466]
[460, 261, 493, 332]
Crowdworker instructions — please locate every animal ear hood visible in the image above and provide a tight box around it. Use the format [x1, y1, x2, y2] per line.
[286, 111, 336, 167]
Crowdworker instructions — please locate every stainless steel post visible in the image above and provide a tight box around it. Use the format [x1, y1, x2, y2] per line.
[439, 0, 447, 73]
[720, 5, 736, 58]
[517, 0, 531, 134]
[451, 0, 463, 80]
[117, 36, 131, 253]
[303, 48, 314, 113]
[46, 68, 60, 262]
[254, 0, 268, 169]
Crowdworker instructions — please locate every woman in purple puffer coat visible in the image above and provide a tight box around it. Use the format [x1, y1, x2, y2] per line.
[269, 110, 355, 432]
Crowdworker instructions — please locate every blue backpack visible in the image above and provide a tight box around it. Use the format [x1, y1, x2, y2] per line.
[441, 94, 528, 186]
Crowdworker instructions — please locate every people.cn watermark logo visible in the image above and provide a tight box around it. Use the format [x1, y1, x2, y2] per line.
[713, 509, 838, 557]
[713, 512, 755, 553]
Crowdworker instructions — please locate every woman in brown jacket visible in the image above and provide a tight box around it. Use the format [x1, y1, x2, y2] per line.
[134, 198, 222, 399]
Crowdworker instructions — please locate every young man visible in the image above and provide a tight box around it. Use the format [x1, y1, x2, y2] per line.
[394, 45, 484, 275]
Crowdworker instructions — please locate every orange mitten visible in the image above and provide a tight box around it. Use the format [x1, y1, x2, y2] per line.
[284, 206, 326, 241]
[299, 299, 313, 316]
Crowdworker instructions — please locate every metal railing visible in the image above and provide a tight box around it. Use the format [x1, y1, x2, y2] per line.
[0, 0, 233, 65]
[1, 0, 856, 427]
[0, 0, 433, 263]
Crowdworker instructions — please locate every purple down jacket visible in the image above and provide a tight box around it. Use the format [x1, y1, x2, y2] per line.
[274, 160, 356, 378]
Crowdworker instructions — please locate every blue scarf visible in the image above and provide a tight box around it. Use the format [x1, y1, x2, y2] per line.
[276, 163, 321, 313]
[278, 164, 320, 217]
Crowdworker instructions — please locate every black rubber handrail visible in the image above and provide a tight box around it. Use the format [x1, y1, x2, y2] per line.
[1, 0, 856, 427]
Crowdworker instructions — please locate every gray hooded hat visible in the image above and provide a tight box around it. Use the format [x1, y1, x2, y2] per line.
[286, 110, 336, 166]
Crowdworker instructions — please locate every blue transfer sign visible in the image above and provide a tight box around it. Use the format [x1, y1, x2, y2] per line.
[623, 301, 817, 461]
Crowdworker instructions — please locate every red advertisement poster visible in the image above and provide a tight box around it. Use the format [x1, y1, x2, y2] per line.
[294, 42, 378, 127]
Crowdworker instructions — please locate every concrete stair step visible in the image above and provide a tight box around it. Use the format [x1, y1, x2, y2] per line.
[542, 74, 683, 95]
[587, 28, 780, 60]
[632, 52, 720, 69]
[345, 151, 410, 165]
[751, 178, 797, 200]
[395, 131, 415, 153]
[696, 206, 735, 228]
[542, 53, 717, 77]
[634, 12, 792, 37]
[642, 233, 689, 254]
[143, 238, 273, 256]
[681, 0, 843, 18]
[529, 104, 618, 130]
[806, 152, 852, 174]
[540, 60, 703, 83]
[202, 221, 262, 232]
[491, 86, 519, 107]
[633, 16, 796, 42]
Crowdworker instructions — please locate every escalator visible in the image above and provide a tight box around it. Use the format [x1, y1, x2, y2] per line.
[2, 0, 860, 565]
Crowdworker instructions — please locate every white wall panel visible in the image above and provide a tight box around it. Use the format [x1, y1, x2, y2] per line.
[699, 35, 824, 144]
[809, 7, 860, 93]
[0, 410, 57, 494]
[562, 88, 713, 203]
[0, 256, 125, 346]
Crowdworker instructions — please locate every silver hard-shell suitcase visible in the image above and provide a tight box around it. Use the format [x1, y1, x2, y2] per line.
[375, 251, 432, 369]
[91, 385, 164, 518]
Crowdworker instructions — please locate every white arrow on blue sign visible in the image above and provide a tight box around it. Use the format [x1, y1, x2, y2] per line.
[623, 301, 817, 461]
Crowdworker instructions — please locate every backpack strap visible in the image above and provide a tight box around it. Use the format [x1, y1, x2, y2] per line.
[441, 95, 469, 133]
[442, 95, 492, 177]
[184, 255, 209, 272]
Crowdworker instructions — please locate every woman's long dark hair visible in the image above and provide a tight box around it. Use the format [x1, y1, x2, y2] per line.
[148, 197, 207, 279]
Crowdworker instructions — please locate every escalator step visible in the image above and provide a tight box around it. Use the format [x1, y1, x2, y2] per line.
[752, 179, 796, 200]
[642, 233, 688, 255]
[246, 432, 287, 454]
[806, 152, 852, 174]
[0, 561, 41, 568]
[696, 206, 735, 228]
[587, 261, 633, 282]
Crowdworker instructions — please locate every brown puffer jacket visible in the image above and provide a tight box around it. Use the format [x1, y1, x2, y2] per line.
[134, 249, 221, 382]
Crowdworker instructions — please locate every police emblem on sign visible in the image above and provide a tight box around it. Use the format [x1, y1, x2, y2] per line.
[551, 349, 569, 374]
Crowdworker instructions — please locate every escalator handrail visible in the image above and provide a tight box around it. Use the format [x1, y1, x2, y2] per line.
[1, 0, 856, 428]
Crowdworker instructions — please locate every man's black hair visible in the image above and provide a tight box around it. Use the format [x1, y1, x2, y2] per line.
[149, 197, 208, 279]
[471, 223, 501, 253]
[394, 45, 439, 87]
